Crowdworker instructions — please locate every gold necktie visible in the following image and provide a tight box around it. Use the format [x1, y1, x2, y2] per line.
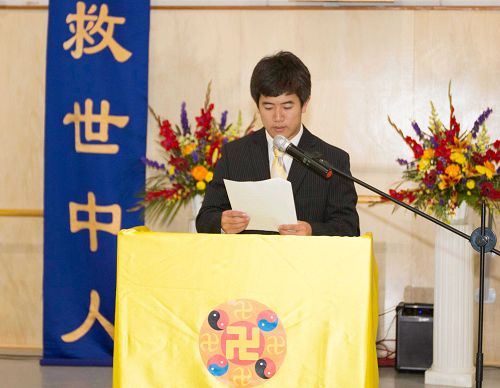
[271, 147, 287, 179]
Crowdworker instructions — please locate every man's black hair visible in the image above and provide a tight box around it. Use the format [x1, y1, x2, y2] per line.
[250, 51, 311, 106]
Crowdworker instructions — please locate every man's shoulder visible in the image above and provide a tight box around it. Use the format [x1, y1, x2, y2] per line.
[304, 127, 350, 159]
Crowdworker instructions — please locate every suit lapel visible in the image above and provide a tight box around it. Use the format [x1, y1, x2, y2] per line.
[250, 128, 271, 181]
[287, 127, 318, 196]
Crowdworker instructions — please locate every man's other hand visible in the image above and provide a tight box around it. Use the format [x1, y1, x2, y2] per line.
[278, 221, 312, 236]
[221, 210, 250, 234]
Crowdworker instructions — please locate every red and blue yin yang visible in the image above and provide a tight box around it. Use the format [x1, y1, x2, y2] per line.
[207, 354, 229, 376]
[257, 310, 279, 332]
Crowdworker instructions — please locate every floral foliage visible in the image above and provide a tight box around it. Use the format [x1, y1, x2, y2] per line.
[139, 83, 255, 224]
[387, 84, 499, 222]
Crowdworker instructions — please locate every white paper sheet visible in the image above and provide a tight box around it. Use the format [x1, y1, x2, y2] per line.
[224, 178, 297, 232]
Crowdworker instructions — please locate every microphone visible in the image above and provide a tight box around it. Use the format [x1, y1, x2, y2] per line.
[273, 135, 333, 179]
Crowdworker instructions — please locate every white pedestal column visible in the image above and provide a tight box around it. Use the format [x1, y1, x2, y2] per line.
[425, 212, 475, 387]
[188, 194, 203, 233]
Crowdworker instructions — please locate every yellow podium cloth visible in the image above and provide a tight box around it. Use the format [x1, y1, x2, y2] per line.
[114, 228, 378, 388]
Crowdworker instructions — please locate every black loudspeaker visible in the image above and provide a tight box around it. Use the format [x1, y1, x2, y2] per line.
[395, 302, 433, 371]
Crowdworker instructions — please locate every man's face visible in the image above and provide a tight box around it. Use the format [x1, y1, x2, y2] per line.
[258, 93, 309, 139]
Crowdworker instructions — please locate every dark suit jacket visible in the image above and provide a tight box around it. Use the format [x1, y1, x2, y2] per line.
[196, 127, 360, 236]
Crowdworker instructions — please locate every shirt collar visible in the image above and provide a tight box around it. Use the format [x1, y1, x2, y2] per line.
[266, 125, 304, 151]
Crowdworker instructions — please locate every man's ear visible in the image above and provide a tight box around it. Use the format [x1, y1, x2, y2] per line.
[302, 98, 311, 113]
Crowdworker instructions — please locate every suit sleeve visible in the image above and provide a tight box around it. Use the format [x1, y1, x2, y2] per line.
[195, 144, 231, 233]
[309, 152, 360, 237]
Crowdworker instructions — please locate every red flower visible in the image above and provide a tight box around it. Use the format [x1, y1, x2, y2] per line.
[480, 182, 500, 200]
[413, 144, 424, 159]
[449, 104, 461, 139]
[389, 189, 405, 202]
[169, 156, 189, 171]
[145, 188, 175, 201]
[195, 103, 214, 130]
[159, 120, 179, 151]
[423, 170, 437, 187]
[494, 140, 500, 149]
[444, 130, 457, 144]
[485, 149, 500, 163]
[206, 140, 222, 166]
[472, 152, 485, 165]
[435, 140, 451, 160]
[436, 159, 446, 173]
[389, 189, 416, 203]
[404, 136, 424, 158]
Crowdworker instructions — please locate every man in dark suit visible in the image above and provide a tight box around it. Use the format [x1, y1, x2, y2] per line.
[196, 51, 359, 236]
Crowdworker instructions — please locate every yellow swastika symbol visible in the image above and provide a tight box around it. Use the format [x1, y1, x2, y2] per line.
[225, 326, 260, 361]
[266, 335, 286, 355]
[232, 366, 252, 386]
[199, 333, 219, 353]
[233, 300, 253, 320]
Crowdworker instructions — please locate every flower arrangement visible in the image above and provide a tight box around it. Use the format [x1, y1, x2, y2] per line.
[387, 84, 499, 222]
[140, 83, 255, 224]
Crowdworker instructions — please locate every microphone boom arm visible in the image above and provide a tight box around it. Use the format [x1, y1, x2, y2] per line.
[321, 159, 499, 256]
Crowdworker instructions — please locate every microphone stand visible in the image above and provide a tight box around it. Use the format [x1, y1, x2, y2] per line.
[321, 160, 498, 388]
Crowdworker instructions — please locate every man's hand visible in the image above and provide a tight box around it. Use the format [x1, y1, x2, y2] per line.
[221, 210, 250, 234]
[278, 221, 312, 236]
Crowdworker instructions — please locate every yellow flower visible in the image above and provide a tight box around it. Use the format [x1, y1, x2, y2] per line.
[476, 161, 495, 179]
[418, 158, 430, 171]
[168, 166, 175, 176]
[211, 148, 219, 165]
[438, 180, 447, 191]
[467, 191, 471, 196]
[466, 179, 475, 190]
[205, 171, 214, 183]
[423, 148, 434, 159]
[196, 181, 206, 191]
[182, 143, 196, 156]
[450, 152, 466, 165]
[445, 164, 461, 178]
[191, 165, 208, 181]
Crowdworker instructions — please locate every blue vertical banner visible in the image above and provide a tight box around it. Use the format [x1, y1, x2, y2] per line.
[43, 1, 150, 365]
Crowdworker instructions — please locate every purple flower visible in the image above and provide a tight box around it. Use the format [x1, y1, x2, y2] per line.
[192, 151, 199, 163]
[220, 110, 228, 131]
[397, 158, 409, 166]
[222, 137, 229, 145]
[430, 137, 439, 148]
[471, 107, 492, 138]
[497, 166, 500, 175]
[439, 199, 445, 206]
[181, 102, 190, 135]
[412, 121, 423, 139]
[141, 156, 165, 170]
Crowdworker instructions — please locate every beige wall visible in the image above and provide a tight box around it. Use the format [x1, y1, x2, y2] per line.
[0, 9, 46, 352]
[1, 8, 499, 363]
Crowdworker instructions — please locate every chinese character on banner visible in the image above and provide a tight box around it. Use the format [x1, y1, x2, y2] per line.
[63, 1, 132, 62]
[61, 289, 114, 343]
[63, 99, 129, 154]
[69, 192, 121, 252]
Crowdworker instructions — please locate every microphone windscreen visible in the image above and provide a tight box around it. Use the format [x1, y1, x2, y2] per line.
[273, 135, 289, 152]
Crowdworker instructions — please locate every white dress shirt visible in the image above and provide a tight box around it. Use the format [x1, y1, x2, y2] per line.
[265, 125, 304, 177]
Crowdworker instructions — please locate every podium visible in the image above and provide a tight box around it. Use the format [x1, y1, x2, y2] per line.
[113, 228, 379, 387]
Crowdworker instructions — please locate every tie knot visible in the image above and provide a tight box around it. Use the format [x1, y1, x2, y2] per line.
[273, 147, 284, 158]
